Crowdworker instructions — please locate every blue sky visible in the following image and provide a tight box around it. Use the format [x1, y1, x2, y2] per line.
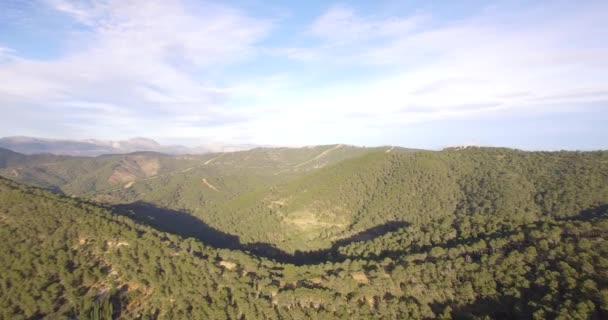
[0, 0, 607, 150]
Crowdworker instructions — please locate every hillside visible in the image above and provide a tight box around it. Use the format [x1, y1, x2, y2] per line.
[1, 174, 608, 319]
[224, 147, 608, 251]
[2, 146, 608, 256]
[0, 144, 378, 195]
[0, 147, 25, 168]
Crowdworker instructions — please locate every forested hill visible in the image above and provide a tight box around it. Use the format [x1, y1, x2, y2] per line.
[1, 146, 608, 319]
[206, 147, 608, 252]
[2, 146, 608, 255]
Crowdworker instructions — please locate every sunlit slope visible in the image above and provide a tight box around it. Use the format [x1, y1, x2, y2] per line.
[81, 145, 385, 208]
[214, 148, 608, 252]
[0, 150, 206, 194]
[0, 144, 383, 199]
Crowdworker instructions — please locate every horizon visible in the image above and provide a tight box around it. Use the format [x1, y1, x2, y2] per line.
[1, 0, 607, 150]
[1, 135, 606, 153]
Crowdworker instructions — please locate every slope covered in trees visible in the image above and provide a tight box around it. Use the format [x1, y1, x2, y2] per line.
[208, 147, 608, 252]
[1, 174, 608, 319]
[2, 146, 608, 254]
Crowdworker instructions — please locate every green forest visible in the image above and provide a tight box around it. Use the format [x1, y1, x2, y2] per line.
[1, 146, 608, 319]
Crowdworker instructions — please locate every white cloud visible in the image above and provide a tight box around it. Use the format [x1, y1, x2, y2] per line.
[253, 2, 608, 145]
[0, 1, 606, 147]
[0, 46, 16, 59]
[311, 5, 426, 42]
[0, 0, 272, 140]
[45, 0, 98, 25]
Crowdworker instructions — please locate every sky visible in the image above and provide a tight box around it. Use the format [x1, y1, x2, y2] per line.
[0, 0, 607, 150]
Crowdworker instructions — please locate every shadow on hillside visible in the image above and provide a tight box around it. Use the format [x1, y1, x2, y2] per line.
[244, 220, 409, 265]
[432, 284, 608, 319]
[113, 201, 409, 265]
[559, 204, 608, 222]
[429, 295, 525, 320]
[113, 202, 242, 249]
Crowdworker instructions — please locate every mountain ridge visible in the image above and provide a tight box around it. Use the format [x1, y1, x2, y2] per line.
[0, 136, 218, 156]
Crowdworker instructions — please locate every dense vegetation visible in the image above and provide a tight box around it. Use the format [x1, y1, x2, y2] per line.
[201, 147, 608, 252]
[1, 146, 608, 319]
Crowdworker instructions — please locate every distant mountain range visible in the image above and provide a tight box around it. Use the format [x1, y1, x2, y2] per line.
[0, 136, 255, 156]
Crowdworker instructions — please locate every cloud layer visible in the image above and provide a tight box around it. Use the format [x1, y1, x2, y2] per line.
[0, 0, 607, 149]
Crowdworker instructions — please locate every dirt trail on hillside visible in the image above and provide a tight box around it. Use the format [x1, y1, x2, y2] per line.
[385, 146, 394, 153]
[272, 169, 291, 176]
[293, 144, 343, 168]
[273, 145, 343, 176]
[204, 153, 224, 165]
[202, 178, 219, 191]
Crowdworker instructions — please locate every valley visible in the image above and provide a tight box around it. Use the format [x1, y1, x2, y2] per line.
[1, 145, 608, 319]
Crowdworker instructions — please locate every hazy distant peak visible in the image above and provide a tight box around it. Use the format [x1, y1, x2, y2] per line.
[0, 136, 172, 156]
[0, 136, 256, 156]
[3, 136, 38, 142]
[125, 137, 161, 147]
[108, 137, 161, 151]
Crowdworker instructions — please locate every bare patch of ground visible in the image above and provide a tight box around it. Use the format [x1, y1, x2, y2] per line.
[351, 272, 369, 283]
[109, 170, 137, 184]
[271, 200, 287, 206]
[95, 153, 229, 195]
[267, 199, 289, 210]
[219, 260, 237, 270]
[107, 240, 129, 248]
[108, 156, 160, 184]
[283, 209, 347, 230]
[137, 157, 160, 176]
